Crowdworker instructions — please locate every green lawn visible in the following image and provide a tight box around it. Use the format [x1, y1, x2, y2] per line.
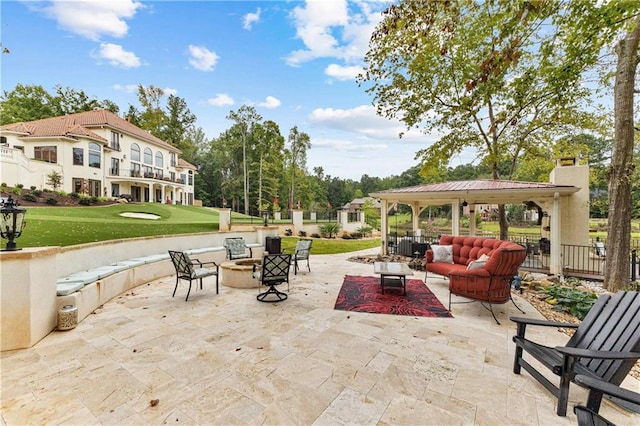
[16, 204, 382, 254]
[19, 204, 219, 247]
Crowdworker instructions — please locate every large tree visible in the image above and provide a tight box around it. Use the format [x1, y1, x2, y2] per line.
[286, 126, 311, 210]
[359, 0, 600, 239]
[226, 105, 262, 215]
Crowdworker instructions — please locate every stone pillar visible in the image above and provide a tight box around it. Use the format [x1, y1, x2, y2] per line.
[219, 208, 231, 232]
[292, 209, 303, 233]
[310, 212, 316, 221]
[274, 212, 281, 221]
[451, 200, 460, 236]
[469, 206, 477, 236]
[381, 200, 388, 255]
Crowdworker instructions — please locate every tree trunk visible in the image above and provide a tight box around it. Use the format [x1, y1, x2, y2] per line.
[498, 204, 509, 240]
[604, 17, 640, 291]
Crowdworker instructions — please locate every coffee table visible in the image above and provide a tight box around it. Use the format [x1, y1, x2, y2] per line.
[373, 261, 413, 295]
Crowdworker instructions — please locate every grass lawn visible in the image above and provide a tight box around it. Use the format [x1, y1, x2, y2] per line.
[19, 204, 219, 247]
[16, 204, 382, 254]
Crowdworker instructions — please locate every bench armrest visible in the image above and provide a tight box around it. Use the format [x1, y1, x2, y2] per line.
[574, 375, 640, 407]
[556, 346, 640, 361]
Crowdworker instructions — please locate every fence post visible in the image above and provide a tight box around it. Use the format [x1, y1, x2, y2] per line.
[632, 249, 638, 282]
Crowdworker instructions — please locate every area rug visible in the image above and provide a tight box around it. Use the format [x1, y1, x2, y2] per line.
[334, 275, 453, 318]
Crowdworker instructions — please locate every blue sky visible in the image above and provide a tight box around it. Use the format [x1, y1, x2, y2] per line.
[1, 0, 451, 180]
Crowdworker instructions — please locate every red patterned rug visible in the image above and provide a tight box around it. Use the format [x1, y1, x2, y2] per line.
[334, 275, 453, 318]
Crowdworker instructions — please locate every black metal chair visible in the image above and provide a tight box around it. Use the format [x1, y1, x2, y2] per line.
[574, 375, 640, 426]
[168, 250, 219, 301]
[290, 239, 312, 275]
[511, 291, 640, 416]
[253, 254, 291, 303]
[223, 237, 252, 260]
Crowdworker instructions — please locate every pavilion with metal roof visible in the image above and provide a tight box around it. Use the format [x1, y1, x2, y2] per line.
[370, 160, 591, 276]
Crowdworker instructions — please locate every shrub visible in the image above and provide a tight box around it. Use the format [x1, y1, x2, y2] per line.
[43, 188, 52, 193]
[45, 197, 58, 205]
[90, 196, 98, 204]
[284, 228, 293, 236]
[341, 234, 353, 239]
[311, 233, 321, 238]
[10, 187, 22, 195]
[298, 231, 307, 237]
[320, 222, 341, 238]
[1, 182, 6, 189]
[46, 171, 62, 191]
[30, 186, 36, 191]
[357, 226, 373, 237]
[32, 189, 42, 197]
[350, 232, 363, 239]
[538, 285, 598, 320]
[16, 183, 23, 189]
[78, 198, 92, 206]
[70, 192, 80, 199]
[22, 194, 38, 202]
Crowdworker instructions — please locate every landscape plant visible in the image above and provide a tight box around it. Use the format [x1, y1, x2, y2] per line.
[538, 284, 598, 320]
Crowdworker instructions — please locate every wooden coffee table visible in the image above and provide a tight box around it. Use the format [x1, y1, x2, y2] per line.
[373, 261, 413, 295]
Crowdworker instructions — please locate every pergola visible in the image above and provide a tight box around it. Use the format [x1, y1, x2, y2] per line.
[370, 179, 582, 275]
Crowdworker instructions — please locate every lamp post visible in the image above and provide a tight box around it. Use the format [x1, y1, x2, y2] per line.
[1, 196, 27, 251]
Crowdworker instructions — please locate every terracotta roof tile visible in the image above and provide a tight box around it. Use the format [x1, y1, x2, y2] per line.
[375, 179, 572, 194]
[1, 109, 180, 152]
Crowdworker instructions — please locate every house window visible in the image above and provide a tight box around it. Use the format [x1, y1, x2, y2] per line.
[155, 151, 163, 167]
[73, 148, 84, 165]
[88, 142, 101, 168]
[155, 168, 163, 180]
[170, 152, 177, 167]
[131, 163, 141, 177]
[131, 143, 141, 161]
[188, 170, 193, 185]
[110, 158, 120, 176]
[72, 178, 84, 194]
[110, 132, 120, 151]
[143, 147, 152, 164]
[170, 171, 175, 181]
[88, 179, 101, 197]
[34, 146, 57, 163]
[0, 136, 7, 145]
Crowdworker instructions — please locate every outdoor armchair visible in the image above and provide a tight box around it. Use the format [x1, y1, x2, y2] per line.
[224, 237, 253, 260]
[511, 291, 640, 416]
[289, 239, 312, 275]
[253, 253, 292, 303]
[168, 250, 219, 301]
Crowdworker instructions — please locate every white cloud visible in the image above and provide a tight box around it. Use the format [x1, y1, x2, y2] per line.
[207, 94, 235, 107]
[95, 43, 141, 68]
[35, 0, 143, 41]
[243, 8, 261, 30]
[325, 64, 363, 81]
[112, 84, 138, 93]
[285, 0, 384, 67]
[164, 87, 178, 96]
[308, 105, 429, 141]
[257, 96, 281, 109]
[188, 45, 219, 71]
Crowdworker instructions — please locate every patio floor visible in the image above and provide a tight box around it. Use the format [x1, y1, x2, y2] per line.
[1, 248, 638, 425]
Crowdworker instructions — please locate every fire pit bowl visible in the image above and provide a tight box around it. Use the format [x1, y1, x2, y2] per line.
[220, 258, 262, 288]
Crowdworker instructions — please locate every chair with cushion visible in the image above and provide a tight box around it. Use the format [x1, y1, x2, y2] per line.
[511, 291, 640, 416]
[290, 239, 312, 275]
[573, 375, 640, 426]
[168, 250, 219, 301]
[253, 253, 292, 302]
[224, 237, 253, 260]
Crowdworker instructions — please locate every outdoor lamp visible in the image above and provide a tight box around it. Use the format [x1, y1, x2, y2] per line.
[462, 200, 468, 207]
[1, 196, 27, 251]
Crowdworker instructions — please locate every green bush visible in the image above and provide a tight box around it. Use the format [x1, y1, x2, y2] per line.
[538, 285, 598, 320]
[30, 186, 36, 191]
[311, 233, 321, 238]
[16, 184, 23, 189]
[22, 194, 38, 202]
[10, 187, 22, 195]
[70, 192, 80, 199]
[45, 198, 58, 205]
[78, 198, 92, 206]
[320, 222, 341, 238]
[32, 189, 42, 197]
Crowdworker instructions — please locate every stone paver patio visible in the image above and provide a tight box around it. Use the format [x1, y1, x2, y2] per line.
[1, 248, 638, 425]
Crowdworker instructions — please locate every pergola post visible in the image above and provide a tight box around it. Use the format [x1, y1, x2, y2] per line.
[452, 200, 460, 236]
[381, 199, 389, 255]
[550, 193, 562, 276]
[469, 205, 476, 236]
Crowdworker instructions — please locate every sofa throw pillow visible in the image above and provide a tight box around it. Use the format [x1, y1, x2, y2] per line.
[478, 253, 490, 262]
[431, 245, 454, 264]
[467, 260, 486, 270]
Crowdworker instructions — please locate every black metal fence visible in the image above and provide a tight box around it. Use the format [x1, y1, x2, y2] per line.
[386, 231, 640, 282]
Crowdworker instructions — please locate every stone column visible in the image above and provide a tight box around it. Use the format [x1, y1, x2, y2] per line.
[219, 208, 231, 232]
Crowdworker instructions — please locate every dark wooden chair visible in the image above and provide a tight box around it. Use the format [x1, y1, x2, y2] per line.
[223, 237, 252, 260]
[168, 250, 219, 301]
[511, 291, 640, 416]
[253, 254, 291, 303]
[290, 239, 312, 275]
[573, 375, 640, 426]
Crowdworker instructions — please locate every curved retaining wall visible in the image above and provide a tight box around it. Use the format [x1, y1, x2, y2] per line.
[0, 228, 277, 351]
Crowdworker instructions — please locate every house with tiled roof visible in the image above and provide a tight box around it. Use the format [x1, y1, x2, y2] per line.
[0, 109, 196, 204]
